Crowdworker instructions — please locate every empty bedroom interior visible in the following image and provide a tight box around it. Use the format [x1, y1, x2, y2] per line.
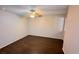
[0, 5, 77, 54]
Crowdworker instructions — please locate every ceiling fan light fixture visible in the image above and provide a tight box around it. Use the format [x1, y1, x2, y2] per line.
[30, 14, 35, 18]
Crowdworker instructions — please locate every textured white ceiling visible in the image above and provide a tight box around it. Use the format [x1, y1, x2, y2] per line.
[0, 5, 68, 16]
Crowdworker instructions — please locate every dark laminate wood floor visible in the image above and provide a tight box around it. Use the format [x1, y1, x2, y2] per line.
[0, 35, 64, 54]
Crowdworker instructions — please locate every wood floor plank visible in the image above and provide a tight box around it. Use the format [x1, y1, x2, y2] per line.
[0, 35, 64, 54]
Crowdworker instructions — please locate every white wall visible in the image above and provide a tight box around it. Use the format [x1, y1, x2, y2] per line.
[63, 6, 79, 53]
[0, 10, 28, 48]
[28, 15, 64, 39]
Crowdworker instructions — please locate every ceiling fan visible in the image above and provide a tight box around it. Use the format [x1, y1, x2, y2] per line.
[30, 9, 43, 18]
[21, 8, 43, 19]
